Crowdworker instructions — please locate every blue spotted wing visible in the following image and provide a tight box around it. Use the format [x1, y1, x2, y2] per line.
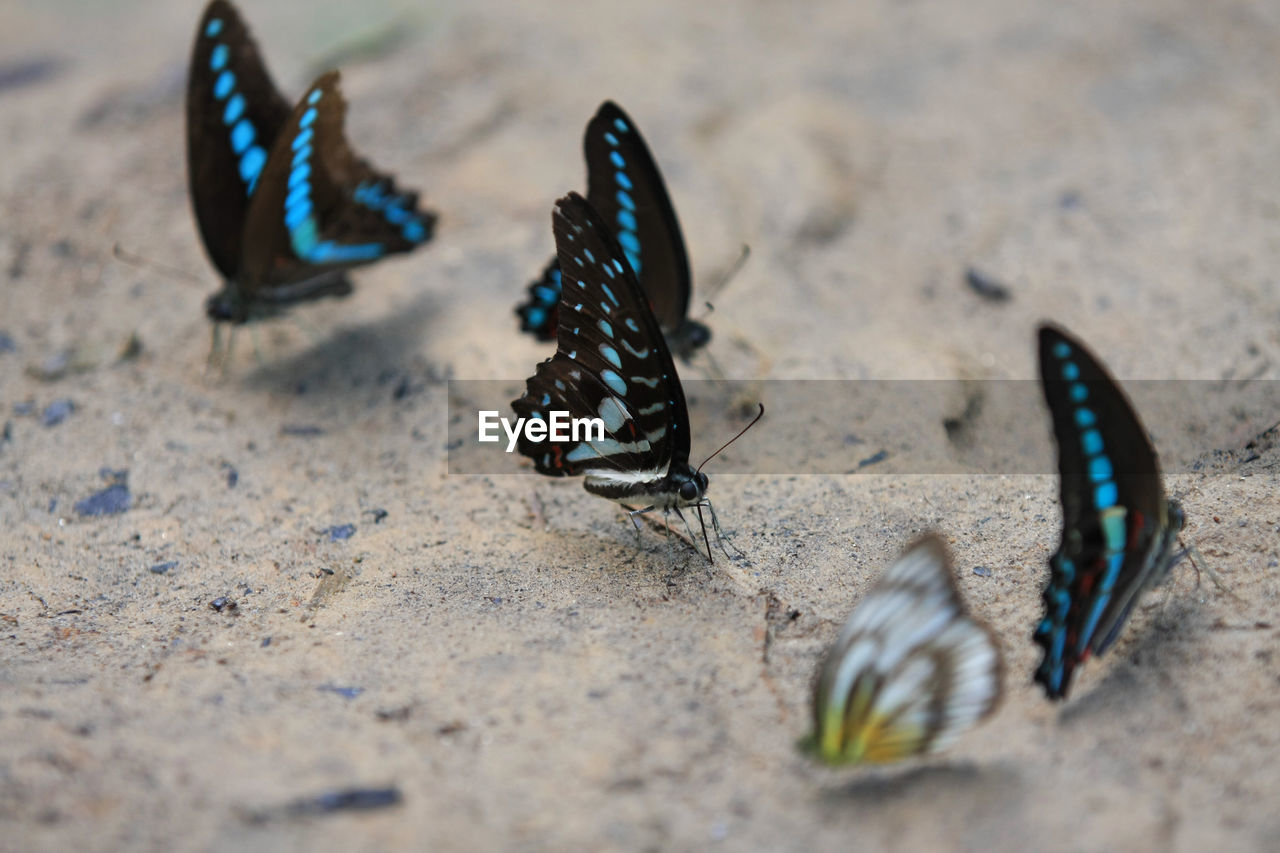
[517, 102, 707, 358]
[187, 0, 291, 281]
[187, 1, 435, 324]
[1034, 324, 1184, 699]
[511, 193, 706, 509]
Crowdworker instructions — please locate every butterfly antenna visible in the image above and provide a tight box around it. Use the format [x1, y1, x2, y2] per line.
[697, 244, 751, 316]
[697, 402, 764, 473]
[112, 243, 204, 286]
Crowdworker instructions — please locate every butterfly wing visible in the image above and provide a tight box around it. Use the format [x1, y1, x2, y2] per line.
[1034, 324, 1184, 699]
[515, 259, 562, 341]
[583, 101, 692, 330]
[511, 193, 689, 484]
[238, 71, 437, 295]
[187, 0, 293, 279]
[515, 102, 694, 342]
[805, 535, 1003, 765]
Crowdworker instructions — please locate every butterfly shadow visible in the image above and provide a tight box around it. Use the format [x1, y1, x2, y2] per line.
[240, 288, 444, 401]
[820, 760, 1021, 807]
[1057, 596, 1202, 725]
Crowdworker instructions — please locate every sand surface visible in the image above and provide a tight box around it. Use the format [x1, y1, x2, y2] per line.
[2, 0, 1279, 850]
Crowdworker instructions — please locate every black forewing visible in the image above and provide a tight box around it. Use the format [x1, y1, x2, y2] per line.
[1039, 324, 1166, 533]
[512, 193, 689, 478]
[583, 101, 692, 330]
[187, 0, 292, 279]
[1036, 324, 1175, 695]
[239, 71, 437, 291]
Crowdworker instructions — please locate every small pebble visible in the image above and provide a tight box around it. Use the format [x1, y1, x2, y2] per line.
[366, 509, 388, 524]
[74, 483, 131, 516]
[973, 566, 993, 577]
[41, 399, 74, 427]
[285, 787, 402, 816]
[148, 561, 178, 575]
[281, 424, 324, 437]
[964, 267, 1012, 303]
[857, 450, 888, 469]
[210, 597, 236, 613]
[324, 524, 356, 542]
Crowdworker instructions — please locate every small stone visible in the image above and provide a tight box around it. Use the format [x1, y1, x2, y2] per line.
[41, 399, 74, 427]
[74, 483, 131, 516]
[324, 524, 356, 542]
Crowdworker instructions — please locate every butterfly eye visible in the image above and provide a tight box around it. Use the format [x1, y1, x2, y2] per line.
[685, 321, 712, 348]
[679, 479, 700, 502]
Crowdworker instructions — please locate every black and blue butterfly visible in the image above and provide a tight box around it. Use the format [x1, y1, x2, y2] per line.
[516, 102, 710, 362]
[187, 0, 435, 330]
[512, 193, 749, 559]
[1034, 324, 1185, 699]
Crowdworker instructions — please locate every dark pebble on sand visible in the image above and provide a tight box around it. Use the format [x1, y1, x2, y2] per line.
[973, 566, 992, 577]
[857, 450, 888, 469]
[149, 561, 178, 575]
[75, 483, 131, 516]
[41, 399, 74, 427]
[324, 524, 356, 542]
[964, 267, 1012, 303]
[210, 597, 236, 613]
[286, 787, 402, 816]
[281, 424, 325, 437]
[366, 508, 388, 524]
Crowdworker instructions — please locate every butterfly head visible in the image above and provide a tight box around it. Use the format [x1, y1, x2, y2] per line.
[668, 318, 712, 361]
[204, 286, 251, 324]
[673, 464, 709, 507]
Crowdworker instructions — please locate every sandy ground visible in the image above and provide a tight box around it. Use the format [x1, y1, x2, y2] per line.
[2, 0, 1279, 850]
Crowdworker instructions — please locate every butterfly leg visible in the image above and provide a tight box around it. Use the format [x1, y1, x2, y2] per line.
[1177, 538, 1235, 598]
[628, 505, 655, 550]
[205, 323, 223, 376]
[702, 499, 746, 562]
[249, 325, 266, 368]
[205, 323, 236, 378]
[671, 505, 711, 563]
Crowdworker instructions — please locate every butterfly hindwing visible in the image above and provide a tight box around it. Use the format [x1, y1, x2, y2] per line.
[515, 259, 563, 341]
[187, 0, 293, 279]
[804, 535, 1003, 765]
[512, 193, 689, 488]
[1034, 324, 1184, 699]
[239, 71, 437, 293]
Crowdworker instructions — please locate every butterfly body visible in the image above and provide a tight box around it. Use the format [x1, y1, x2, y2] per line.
[1034, 325, 1185, 699]
[516, 102, 709, 360]
[513, 193, 714, 532]
[187, 0, 435, 327]
[801, 535, 1003, 766]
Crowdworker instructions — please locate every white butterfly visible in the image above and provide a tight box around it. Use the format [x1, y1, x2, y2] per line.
[801, 534, 1004, 765]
